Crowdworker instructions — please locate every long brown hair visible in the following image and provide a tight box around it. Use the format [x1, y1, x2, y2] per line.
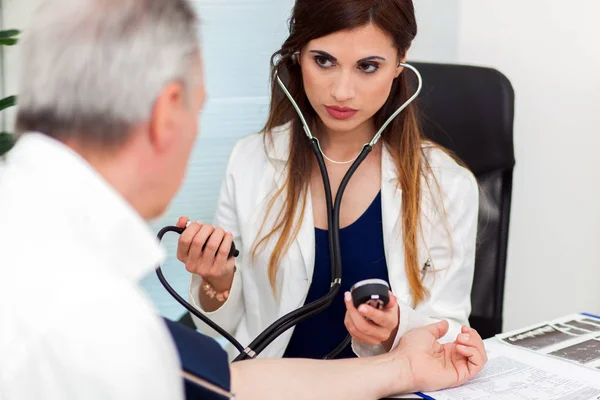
[253, 0, 436, 306]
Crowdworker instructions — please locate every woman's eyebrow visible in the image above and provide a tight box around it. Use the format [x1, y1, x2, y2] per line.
[308, 50, 387, 64]
[357, 56, 387, 63]
[309, 50, 337, 61]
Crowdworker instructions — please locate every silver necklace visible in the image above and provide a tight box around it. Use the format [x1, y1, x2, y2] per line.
[315, 139, 363, 165]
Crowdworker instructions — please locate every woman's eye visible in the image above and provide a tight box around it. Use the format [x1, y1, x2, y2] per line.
[314, 56, 334, 68]
[358, 63, 379, 74]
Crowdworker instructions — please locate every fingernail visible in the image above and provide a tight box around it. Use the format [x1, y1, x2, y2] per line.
[358, 305, 368, 314]
[460, 334, 471, 341]
[344, 292, 351, 302]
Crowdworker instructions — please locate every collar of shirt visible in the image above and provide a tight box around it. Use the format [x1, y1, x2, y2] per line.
[8, 132, 166, 283]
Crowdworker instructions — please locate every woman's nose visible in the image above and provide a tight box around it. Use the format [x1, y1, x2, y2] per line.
[329, 70, 356, 103]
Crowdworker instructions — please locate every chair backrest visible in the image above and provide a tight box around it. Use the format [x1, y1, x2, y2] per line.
[410, 62, 515, 339]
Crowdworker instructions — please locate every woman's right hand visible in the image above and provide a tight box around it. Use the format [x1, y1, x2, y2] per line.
[176, 216, 236, 293]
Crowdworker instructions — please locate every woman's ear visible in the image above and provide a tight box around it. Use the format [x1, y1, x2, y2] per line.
[395, 53, 408, 78]
[292, 51, 300, 65]
[395, 65, 403, 78]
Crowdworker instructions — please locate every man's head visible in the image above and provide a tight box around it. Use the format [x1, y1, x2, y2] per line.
[16, 0, 205, 218]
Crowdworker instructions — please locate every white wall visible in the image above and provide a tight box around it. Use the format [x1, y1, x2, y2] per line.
[456, 0, 600, 329]
[410, 0, 460, 63]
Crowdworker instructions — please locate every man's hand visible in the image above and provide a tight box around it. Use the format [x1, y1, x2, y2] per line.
[396, 321, 488, 393]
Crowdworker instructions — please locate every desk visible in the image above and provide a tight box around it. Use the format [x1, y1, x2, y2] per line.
[381, 336, 600, 399]
[482, 337, 600, 383]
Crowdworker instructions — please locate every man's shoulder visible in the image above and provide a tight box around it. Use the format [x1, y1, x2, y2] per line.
[0, 258, 182, 398]
[3, 247, 167, 346]
[57, 262, 165, 335]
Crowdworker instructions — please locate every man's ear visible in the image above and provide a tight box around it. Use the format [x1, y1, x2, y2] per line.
[149, 82, 185, 151]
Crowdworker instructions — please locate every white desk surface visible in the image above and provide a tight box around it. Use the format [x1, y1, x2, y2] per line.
[387, 336, 600, 399]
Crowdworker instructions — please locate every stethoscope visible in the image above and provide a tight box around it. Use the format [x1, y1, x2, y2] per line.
[156, 58, 423, 363]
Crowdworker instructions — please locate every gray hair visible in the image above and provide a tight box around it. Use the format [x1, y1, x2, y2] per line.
[15, 0, 200, 147]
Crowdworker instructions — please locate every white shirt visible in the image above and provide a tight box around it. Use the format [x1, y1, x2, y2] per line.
[0, 134, 184, 400]
[189, 123, 478, 360]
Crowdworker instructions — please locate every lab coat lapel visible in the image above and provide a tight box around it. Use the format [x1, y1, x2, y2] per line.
[380, 146, 410, 302]
[264, 128, 315, 315]
[295, 191, 316, 287]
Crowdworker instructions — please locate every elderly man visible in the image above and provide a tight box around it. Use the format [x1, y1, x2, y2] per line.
[0, 0, 487, 399]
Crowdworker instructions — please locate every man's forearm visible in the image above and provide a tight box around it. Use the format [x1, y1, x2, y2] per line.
[230, 352, 413, 400]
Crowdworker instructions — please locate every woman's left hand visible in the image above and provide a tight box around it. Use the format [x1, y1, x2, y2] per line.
[344, 291, 399, 351]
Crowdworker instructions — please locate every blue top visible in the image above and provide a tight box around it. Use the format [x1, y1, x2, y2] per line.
[283, 191, 390, 359]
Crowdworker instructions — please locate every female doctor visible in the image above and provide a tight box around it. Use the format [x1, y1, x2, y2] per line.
[176, 0, 479, 360]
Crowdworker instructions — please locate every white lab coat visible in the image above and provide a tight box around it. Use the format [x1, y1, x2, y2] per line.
[190, 122, 478, 360]
[0, 133, 184, 399]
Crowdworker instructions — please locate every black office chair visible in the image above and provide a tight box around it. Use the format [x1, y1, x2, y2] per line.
[410, 61, 515, 339]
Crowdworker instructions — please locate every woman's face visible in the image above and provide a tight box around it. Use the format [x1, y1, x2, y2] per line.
[300, 24, 403, 134]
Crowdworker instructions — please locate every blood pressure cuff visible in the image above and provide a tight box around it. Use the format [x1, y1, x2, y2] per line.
[163, 318, 232, 400]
